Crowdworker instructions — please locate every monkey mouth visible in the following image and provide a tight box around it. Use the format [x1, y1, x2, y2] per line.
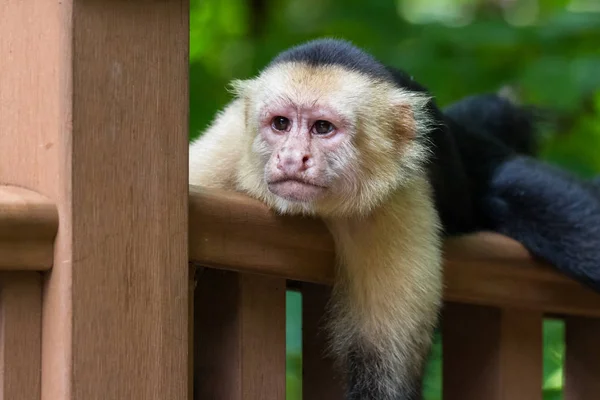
[267, 178, 327, 202]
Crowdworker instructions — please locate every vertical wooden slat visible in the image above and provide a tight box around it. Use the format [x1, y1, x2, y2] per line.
[1, 1, 189, 399]
[499, 309, 544, 400]
[194, 269, 286, 400]
[565, 316, 600, 400]
[443, 303, 500, 399]
[1, 2, 72, 398]
[189, 266, 196, 400]
[0, 273, 42, 400]
[302, 283, 345, 399]
[443, 303, 543, 400]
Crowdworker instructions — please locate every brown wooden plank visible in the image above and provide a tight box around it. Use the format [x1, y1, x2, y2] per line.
[1, 1, 189, 399]
[565, 316, 600, 400]
[1, 1, 74, 398]
[69, 2, 189, 399]
[189, 186, 336, 284]
[0, 273, 43, 400]
[189, 187, 600, 317]
[0, 186, 58, 271]
[499, 309, 544, 400]
[194, 269, 286, 400]
[0, 0, 65, 193]
[443, 233, 600, 317]
[443, 303, 543, 400]
[443, 304, 501, 400]
[301, 283, 345, 399]
[189, 266, 196, 400]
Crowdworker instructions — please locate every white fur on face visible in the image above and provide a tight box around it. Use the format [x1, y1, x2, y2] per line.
[230, 63, 433, 218]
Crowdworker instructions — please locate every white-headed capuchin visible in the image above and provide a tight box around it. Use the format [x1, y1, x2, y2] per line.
[190, 38, 600, 400]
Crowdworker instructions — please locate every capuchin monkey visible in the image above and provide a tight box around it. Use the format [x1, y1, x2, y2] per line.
[190, 38, 600, 399]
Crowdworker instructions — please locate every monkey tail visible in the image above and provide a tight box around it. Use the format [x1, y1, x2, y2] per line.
[443, 89, 544, 157]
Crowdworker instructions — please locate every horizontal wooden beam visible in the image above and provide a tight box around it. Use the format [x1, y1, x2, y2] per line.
[0, 185, 58, 270]
[189, 185, 335, 283]
[189, 185, 600, 318]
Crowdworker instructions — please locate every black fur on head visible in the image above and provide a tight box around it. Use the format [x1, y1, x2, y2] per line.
[268, 38, 395, 83]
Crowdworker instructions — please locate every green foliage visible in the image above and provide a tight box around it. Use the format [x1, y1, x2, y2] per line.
[286, 352, 303, 400]
[190, 1, 600, 398]
[422, 330, 443, 400]
[543, 320, 565, 398]
[190, 0, 600, 175]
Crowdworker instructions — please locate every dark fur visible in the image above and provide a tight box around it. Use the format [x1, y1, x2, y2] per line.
[442, 96, 600, 291]
[346, 344, 422, 400]
[481, 157, 600, 290]
[444, 93, 539, 155]
[269, 38, 600, 399]
[269, 38, 394, 83]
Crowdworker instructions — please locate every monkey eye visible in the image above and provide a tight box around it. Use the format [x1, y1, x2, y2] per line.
[271, 116, 290, 131]
[313, 120, 335, 135]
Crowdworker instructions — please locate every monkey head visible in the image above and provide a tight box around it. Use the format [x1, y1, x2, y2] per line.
[231, 62, 432, 218]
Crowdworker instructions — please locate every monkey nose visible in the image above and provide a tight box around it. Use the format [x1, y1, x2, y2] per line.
[277, 150, 311, 174]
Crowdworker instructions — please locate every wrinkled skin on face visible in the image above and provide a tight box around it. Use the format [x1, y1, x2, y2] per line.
[261, 103, 352, 202]
[233, 63, 431, 218]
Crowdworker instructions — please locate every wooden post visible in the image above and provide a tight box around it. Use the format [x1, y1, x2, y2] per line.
[0, 1, 190, 399]
[565, 316, 600, 399]
[194, 269, 286, 400]
[302, 283, 345, 399]
[0, 273, 43, 400]
[443, 303, 543, 400]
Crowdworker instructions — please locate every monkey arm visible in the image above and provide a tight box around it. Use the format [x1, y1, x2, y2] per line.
[483, 155, 600, 292]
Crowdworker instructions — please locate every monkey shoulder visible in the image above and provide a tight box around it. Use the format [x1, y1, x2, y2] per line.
[189, 100, 246, 190]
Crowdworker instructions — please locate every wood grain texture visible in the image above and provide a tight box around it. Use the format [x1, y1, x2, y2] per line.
[189, 266, 196, 400]
[443, 233, 600, 317]
[0, 186, 58, 270]
[443, 303, 543, 400]
[301, 283, 345, 400]
[0, 273, 43, 400]
[189, 186, 600, 317]
[565, 316, 600, 400]
[189, 186, 335, 283]
[2, 1, 189, 399]
[194, 269, 286, 400]
[0, 1, 73, 398]
[70, 2, 189, 400]
[499, 309, 544, 400]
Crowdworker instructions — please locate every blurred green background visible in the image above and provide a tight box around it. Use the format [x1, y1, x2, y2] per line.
[189, 0, 600, 398]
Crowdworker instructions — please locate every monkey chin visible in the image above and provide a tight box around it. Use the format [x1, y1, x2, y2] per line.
[267, 180, 327, 203]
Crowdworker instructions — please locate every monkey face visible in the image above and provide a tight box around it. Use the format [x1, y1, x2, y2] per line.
[232, 63, 431, 217]
[259, 102, 354, 203]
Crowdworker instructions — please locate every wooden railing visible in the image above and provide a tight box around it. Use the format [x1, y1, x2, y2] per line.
[189, 185, 600, 400]
[1, 2, 190, 399]
[0, 181, 599, 400]
[2, 1, 600, 399]
[3, 182, 598, 399]
[0, 186, 58, 399]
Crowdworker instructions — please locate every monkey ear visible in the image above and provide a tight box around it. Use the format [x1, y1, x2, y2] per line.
[390, 90, 431, 140]
[395, 102, 417, 140]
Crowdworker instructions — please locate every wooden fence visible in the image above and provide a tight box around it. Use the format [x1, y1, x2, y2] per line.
[1, 1, 599, 400]
[189, 186, 600, 400]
